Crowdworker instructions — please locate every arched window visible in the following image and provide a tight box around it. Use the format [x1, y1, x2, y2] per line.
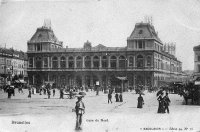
[68, 56, 74, 68]
[137, 55, 144, 68]
[60, 56, 66, 68]
[36, 57, 42, 69]
[52, 56, 58, 68]
[110, 56, 117, 68]
[85, 56, 91, 68]
[76, 56, 82, 68]
[43, 57, 48, 68]
[28, 57, 33, 68]
[119, 56, 126, 68]
[102, 56, 108, 68]
[128, 56, 134, 67]
[147, 56, 152, 67]
[93, 56, 99, 68]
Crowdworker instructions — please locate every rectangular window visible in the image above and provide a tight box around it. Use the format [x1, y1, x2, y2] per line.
[198, 56, 200, 61]
[138, 40, 143, 49]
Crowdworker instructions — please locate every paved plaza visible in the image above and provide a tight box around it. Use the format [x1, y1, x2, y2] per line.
[0, 89, 200, 132]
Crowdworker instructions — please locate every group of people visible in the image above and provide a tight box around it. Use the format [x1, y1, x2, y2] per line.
[107, 88, 123, 104]
[157, 91, 171, 113]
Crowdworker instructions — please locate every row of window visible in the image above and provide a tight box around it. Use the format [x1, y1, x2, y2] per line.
[29, 55, 152, 69]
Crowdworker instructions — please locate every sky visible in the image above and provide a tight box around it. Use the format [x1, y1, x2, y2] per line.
[1, 0, 200, 70]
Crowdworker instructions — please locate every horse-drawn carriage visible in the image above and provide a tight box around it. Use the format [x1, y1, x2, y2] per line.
[178, 82, 200, 105]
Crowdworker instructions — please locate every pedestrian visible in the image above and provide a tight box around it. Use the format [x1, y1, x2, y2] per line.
[60, 88, 64, 99]
[157, 92, 164, 113]
[75, 96, 85, 130]
[32, 87, 34, 94]
[47, 89, 51, 99]
[119, 93, 123, 102]
[53, 88, 55, 97]
[7, 86, 12, 99]
[163, 93, 171, 113]
[43, 88, 46, 95]
[115, 93, 119, 102]
[28, 88, 31, 98]
[108, 92, 112, 104]
[137, 94, 144, 108]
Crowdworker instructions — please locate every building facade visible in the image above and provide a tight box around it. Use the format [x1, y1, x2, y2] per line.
[27, 22, 183, 89]
[0, 48, 28, 85]
[193, 45, 200, 80]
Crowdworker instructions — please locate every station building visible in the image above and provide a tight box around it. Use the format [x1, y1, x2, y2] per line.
[27, 22, 183, 89]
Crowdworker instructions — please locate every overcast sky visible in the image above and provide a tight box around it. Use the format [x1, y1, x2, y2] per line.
[1, 0, 200, 70]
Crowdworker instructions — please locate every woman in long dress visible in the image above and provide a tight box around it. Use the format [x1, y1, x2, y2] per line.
[137, 94, 144, 108]
[157, 92, 164, 113]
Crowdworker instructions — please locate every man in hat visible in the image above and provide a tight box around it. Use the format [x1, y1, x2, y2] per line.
[75, 96, 85, 130]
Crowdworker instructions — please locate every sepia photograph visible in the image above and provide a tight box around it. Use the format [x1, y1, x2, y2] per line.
[0, 0, 200, 131]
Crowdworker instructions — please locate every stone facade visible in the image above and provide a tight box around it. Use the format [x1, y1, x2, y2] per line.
[27, 22, 183, 89]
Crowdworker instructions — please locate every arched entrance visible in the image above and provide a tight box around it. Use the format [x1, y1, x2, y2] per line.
[76, 75, 82, 87]
[35, 74, 42, 86]
[136, 75, 144, 88]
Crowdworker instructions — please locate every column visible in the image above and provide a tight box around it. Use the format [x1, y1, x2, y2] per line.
[133, 56, 136, 68]
[82, 56, 85, 68]
[90, 75, 93, 87]
[48, 57, 50, 68]
[74, 76, 76, 86]
[47, 72, 49, 82]
[117, 56, 119, 68]
[74, 56, 77, 68]
[99, 56, 102, 68]
[133, 75, 136, 89]
[58, 57, 60, 68]
[108, 56, 111, 68]
[81, 75, 85, 89]
[33, 57, 35, 68]
[33, 74, 35, 85]
[91, 56, 93, 68]
[66, 57, 68, 68]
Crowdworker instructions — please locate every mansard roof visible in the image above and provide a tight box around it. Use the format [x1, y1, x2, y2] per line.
[28, 26, 62, 45]
[127, 22, 162, 44]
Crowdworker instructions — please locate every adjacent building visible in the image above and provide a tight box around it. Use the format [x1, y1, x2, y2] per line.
[0, 48, 28, 85]
[27, 22, 183, 89]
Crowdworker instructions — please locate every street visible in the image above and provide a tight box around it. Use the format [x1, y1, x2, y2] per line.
[0, 89, 200, 132]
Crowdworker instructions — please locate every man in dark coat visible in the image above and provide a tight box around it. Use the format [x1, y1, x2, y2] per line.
[137, 94, 144, 108]
[108, 92, 112, 104]
[115, 93, 119, 102]
[7, 86, 12, 99]
[163, 93, 171, 113]
[157, 92, 164, 113]
[47, 89, 51, 99]
[60, 88, 64, 99]
[75, 96, 85, 130]
[28, 87, 31, 98]
[119, 93, 123, 102]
